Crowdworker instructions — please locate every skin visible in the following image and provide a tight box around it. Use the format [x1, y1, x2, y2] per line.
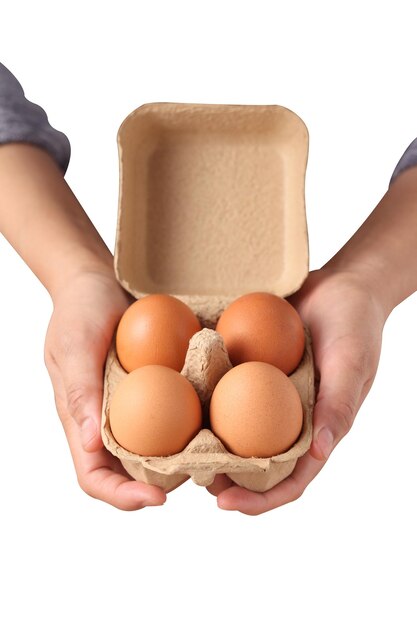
[1, 143, 416, 514]
[208, 166, 417, 514]
[0, 144, 166, 510]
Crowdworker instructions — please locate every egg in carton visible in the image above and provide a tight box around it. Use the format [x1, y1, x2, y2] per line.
[101, 103, 315, 493]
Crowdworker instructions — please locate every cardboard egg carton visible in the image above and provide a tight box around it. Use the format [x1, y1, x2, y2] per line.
[101, 102, 314, 493]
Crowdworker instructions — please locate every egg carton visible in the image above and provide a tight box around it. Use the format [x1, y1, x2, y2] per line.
[102, 327, 314, 492]
[101, 102, 314, 493]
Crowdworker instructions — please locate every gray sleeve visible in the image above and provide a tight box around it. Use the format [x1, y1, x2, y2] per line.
[0, 62, 70, 173]
[390, 138, 417, 185]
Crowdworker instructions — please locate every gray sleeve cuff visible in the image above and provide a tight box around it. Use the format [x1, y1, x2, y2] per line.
[0, 62, 71, 174]
[390, 138, 417, 186]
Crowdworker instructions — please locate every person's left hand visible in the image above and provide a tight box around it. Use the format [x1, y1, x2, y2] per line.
[44, 270, 167, 510]
[206, 267, 386, 515]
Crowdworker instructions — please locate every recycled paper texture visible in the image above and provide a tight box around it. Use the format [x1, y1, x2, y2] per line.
[101, 102, 314, 493]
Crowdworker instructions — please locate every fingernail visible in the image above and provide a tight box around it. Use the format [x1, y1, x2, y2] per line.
[141, 493, 167, 507]
[316, 427, 334, 459]
[217, 497, 235, 511]
[81, 417, 97, 449]
[143, 499, 165, 507]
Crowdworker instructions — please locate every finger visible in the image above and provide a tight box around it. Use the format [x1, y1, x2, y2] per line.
[309, 341, 371, 462]
[82, 462, 167, 511]
[46, 329, 108, 452]
[62, 408, 166, 510]
[206, 473, 234, 496]
[217, 452, 325, 515]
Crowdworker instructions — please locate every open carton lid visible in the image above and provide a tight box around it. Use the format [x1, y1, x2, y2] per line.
[114, 103, 309, 326]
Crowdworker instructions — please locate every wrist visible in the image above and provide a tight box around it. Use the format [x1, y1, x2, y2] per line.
[322, 257, 393, 322]
[0, 143, 117, 302]
[322, 168, 417, 320]
[49, 261, 121, 305]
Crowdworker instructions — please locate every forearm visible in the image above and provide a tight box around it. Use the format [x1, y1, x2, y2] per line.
[323, 166, 417, 318]
[0, 143, 114, 301]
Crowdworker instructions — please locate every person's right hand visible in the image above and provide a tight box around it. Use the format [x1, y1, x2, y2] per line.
[207, 267, 387, 514]
[44, 269, 167, 510]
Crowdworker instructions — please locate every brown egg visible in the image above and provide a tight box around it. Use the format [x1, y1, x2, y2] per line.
[116, 294, 201, 372]
[209, 361, 303, 458]
[109, 365, 202, 456]
[216, 292, 305, 374]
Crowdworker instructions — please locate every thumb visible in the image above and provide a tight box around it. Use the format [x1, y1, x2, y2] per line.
[60, 340, 106, 453]
[310, 347, 367, 462]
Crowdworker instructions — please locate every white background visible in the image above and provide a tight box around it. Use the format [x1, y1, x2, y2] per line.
[1, 1, 416, 624]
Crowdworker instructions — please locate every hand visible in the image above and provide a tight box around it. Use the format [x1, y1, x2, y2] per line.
[44, 270, 167, 510]
[207, 268, 386, 515]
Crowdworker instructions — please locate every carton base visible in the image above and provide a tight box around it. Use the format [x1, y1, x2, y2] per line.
[120, 460, 189, 493]
[102, 328, 314, 494]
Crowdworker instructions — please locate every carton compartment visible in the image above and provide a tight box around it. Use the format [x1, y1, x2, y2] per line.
[115, 104, 309, 325]
[101, 328, 314, 493]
